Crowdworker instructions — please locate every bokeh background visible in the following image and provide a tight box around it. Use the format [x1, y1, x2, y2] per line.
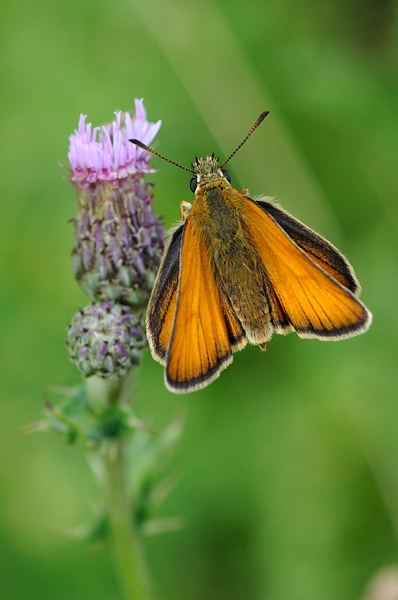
[1, 0, 398, 598]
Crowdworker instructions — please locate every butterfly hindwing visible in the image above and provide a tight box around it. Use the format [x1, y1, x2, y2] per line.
[242, 198, 371, 339]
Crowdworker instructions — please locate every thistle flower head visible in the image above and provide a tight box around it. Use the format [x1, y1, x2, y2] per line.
[68, 99, 165, 306]
[68, 99, 161, 186]
[67, 302, 146, 378]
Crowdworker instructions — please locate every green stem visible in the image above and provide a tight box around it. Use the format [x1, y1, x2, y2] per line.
[87, 375, 152, 600]
[104, 438, 152, 600]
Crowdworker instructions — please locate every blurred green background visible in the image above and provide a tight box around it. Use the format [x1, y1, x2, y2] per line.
[1, 0, 398, 598]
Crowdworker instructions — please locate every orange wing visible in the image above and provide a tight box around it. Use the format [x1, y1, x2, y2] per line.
[146, 226, 183, 364]
[242, 199, 372, 339]
[166, 217, 245, 393]
[256, 200, 360, 293]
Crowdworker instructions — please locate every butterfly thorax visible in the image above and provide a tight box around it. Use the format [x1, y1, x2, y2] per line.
[193, 178, 237, 237]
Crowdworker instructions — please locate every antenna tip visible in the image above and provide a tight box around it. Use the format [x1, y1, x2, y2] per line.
[129, 138, 145, 149]
[257, 111, 270, 124]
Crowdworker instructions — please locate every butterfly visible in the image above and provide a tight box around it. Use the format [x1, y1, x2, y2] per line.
[130, 112, 372, 394]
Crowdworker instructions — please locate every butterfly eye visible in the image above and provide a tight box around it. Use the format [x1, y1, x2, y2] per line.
[222, 170, 232, 184]
[189, 176, 198, 193]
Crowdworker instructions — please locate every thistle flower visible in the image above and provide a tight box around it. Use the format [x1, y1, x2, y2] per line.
[35, 98, 184, 600]
[68, 99, 165, 307]
[67, 302, 146, 378]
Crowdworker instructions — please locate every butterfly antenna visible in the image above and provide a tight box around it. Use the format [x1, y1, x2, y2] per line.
[129, 139, 195, 173]
[220, 111, 269, 168]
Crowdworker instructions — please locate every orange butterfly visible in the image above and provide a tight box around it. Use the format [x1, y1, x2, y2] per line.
[130, 112, 372, 393]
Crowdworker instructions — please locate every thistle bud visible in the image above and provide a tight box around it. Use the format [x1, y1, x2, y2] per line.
[68, 99, 164, 307]
[67, 302, 146, 378]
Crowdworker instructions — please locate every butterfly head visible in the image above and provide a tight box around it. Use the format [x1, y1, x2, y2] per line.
[190, 155, 231, 192]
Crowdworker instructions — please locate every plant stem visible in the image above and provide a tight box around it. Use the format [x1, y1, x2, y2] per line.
[87, 375, 152, 600]
[104, 438, 152, 600]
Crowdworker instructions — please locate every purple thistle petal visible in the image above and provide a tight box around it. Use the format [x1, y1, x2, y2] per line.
[68, 99, 161, 186]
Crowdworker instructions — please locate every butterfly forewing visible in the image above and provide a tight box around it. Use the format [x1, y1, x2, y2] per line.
[165, 216, 244, 393]
[256, 200, 360, 293]
[146, 225, 183, 364]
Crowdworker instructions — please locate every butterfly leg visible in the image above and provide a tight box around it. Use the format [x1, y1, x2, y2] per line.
[180, 201, 192, 221]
